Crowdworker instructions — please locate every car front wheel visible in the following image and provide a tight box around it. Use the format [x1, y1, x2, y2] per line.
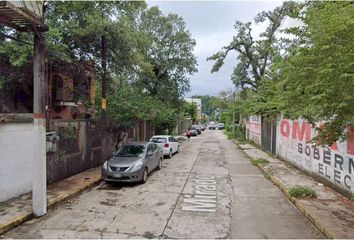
[141, 168, 148, 184]
[157, 158, 162, 170]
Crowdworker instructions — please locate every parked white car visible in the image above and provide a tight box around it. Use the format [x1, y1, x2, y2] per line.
[150, 135, 180, 158]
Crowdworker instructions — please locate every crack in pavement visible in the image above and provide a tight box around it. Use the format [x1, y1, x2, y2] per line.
[160, 142, 205, 238]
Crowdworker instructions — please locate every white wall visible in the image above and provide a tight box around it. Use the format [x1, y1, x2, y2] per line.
[277, 118, 354, 194]
[0, 123, 35, 202]
[246, 115, 261, 146]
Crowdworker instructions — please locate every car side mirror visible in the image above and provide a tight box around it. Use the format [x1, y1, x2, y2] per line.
[147, 151, 153, 157]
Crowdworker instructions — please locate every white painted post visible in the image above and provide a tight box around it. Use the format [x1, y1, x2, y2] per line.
[32, 118, 47, 216]
[32, 31, 47, 216]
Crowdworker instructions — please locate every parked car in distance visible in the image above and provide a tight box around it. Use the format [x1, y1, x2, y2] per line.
[199, 124, 206, 131]
[192, 125, 202, 134]
[209, 122, 217, 130]
[102, 142, 163, 184]
[190, 127, 198, 136]
[150, 135, 180, 158]
[218, 123, 225, 130]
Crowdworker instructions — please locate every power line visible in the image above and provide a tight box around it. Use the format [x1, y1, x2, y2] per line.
[0, 32, 32, 45]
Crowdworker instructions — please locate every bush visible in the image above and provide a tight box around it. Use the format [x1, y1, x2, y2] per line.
[235, 125, 246, 140]
[289, 186, 317, 198]
[225, 130, 235, 139]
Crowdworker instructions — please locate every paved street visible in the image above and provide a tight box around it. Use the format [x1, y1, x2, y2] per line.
[3, 130, 323, 239]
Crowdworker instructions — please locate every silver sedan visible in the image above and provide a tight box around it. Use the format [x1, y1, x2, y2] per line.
[102, 142, 163, 184]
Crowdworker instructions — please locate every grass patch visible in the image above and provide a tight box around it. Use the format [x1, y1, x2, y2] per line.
[289, 186, 317, 198]
[263, 171, 271, 180]
[251, 158, 270, 166]
[225, 130, 235, 140]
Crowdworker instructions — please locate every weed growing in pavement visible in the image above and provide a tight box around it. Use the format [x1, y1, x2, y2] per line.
[251, 158, 270, 166]
[263, 171, 271, 180]
[289, 186, 317, 198]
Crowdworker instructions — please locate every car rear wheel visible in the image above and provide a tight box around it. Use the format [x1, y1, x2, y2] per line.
[157, 158, 162, 170]
[141, 168, 148, 184]
[168, 149, 172, 158]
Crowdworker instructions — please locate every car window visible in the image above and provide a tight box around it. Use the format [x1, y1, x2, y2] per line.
[151, 143, 157, 152]
[151, 137, 167, 143]
[146, 144, 153, 154]
[115, 145, 145, 157]
[168, 137, 173, 142]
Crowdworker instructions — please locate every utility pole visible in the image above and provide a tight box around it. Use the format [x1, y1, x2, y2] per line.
[101, 35, 107, 111]
[0, 0, 48, 217]
[101, 35, 108, 160]
[232, 90, 236, 134]
[32, 30, 47, 216]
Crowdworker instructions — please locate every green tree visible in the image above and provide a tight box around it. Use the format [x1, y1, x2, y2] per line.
[191, 95, 218, 117]
[137, 7, 198, 108]
[274, 2, 354, 144]
[207, 2, 298, 92]
[1, 2, 197, 137]
[183, 102, 197, 123]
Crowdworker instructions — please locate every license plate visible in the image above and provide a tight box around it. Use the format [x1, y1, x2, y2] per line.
[113, 174, 122, 178]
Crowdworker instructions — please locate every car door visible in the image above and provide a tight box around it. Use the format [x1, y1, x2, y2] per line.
[171, 137, 178, 153]
[168, 137, 175, 153]
[146, 144, 154, 173]
[173, 137, 179, 152]
[151, 143, 159, 169]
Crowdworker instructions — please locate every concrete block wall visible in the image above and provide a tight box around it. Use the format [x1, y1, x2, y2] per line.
[0, 123, 35, 203]
[47, 119, 112, 184]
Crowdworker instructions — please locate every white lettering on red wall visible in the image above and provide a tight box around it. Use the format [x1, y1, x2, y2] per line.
[277, 119, 354, 194]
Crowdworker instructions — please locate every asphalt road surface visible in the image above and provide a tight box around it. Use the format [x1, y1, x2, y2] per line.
[3, 130, 324, 239]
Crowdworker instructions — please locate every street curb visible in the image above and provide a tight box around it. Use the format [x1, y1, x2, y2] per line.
[0, 175, 102, 236]
[258, 167, 334, 239]
[231, 139, 334, 239]
[0, 214, 33, 236]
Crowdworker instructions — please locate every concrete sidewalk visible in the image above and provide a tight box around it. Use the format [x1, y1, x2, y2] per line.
[0, 167, 102, 236]
[234, 141, 354, 239]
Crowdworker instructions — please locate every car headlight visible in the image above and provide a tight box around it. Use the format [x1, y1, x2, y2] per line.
[130, 162, 143, 172]
[102, 161, 108, 170]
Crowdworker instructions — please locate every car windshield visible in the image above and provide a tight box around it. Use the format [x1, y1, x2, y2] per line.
[115, 145, 145, 157]
[151, 137, 167, 143]
[191, 127, 196, 130]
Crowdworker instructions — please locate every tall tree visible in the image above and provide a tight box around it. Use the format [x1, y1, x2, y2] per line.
[274, 2, 354, 144]
[137, 7, 198, 107]
[207, 2, 297, 92]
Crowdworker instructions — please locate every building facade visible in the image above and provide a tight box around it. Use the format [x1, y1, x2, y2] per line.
[184, 97, 202, 124]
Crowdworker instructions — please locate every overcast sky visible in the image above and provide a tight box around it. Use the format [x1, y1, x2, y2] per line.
[146, 0, 284, 97]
